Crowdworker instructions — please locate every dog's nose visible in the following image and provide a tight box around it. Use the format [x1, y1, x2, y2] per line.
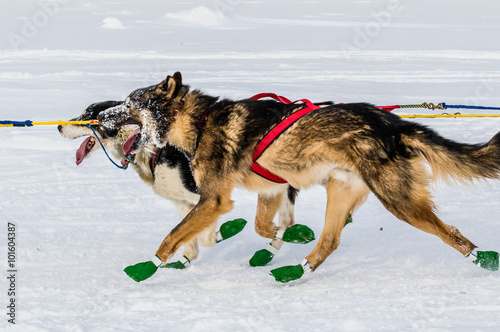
[57, 125, 63, 133]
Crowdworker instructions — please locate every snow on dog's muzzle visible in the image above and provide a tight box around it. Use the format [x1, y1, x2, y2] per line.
[97, 104, 133, 130]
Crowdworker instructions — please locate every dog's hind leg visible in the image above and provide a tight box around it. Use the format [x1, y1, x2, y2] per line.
[270, 175, 370, 282]
[278, 186, 298, 229]
[305, 176, 369, 270]
[366, 158, 497, 270]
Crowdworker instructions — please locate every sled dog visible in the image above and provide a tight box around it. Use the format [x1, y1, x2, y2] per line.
[98, 72, 500, 282]
[59, 101, 300, 267]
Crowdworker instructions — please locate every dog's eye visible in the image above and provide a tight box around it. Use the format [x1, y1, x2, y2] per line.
[124, 98, 134, 109]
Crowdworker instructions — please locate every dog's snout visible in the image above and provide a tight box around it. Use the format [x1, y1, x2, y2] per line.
[96, 112, 109, 127]
[57, 125, 63, 133]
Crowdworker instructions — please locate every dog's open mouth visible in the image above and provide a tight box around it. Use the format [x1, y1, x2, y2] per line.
[123, 127, 141, 154]
[76, 136, 96, 165]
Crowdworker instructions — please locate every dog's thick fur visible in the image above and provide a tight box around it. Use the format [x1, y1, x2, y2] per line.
[59, 101, 298, 263]
[99, 72, 500, 272]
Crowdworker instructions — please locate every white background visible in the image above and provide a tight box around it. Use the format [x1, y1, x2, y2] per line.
[1, 1, 500, 331]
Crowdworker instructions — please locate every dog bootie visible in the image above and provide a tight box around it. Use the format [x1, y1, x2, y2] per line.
[216, 218, 247, 243]
[161, 255, 191, 270]
[270, 259, 311, 283]
[344, 213, 353, 227]
[277, 224, 315, 244]
[124, 255, 164, 282]
[251, 215, 352, 267]
[249, 242, 281, 267]
[467, 250, 499, 271]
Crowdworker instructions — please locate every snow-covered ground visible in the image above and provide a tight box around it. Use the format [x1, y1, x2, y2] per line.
[1, 1, 500, 331]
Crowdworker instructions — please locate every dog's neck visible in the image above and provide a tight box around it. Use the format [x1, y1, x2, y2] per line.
[130, 144, 157, 185]
[166, 90, 218, 157]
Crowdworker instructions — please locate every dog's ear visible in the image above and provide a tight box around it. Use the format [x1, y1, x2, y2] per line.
[155, 72, 183, 100]
[172, 71, 182, 86]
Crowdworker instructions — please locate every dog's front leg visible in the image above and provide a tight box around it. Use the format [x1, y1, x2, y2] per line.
[161, 201, 199, 270]
[156, 192, 234, 263]
[124, 192, 234, 282]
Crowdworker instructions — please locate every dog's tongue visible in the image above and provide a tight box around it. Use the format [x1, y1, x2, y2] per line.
[76, 136, 93, 166]
[123, 128, 141, 154]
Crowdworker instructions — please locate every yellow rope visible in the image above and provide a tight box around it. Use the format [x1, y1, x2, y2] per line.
[2, 113, 500, 128]
[31, 120, 99, 126]
[0, 120, 99, 127]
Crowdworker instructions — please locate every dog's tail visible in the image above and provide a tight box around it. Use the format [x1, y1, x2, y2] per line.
[401, 125, 500, 183]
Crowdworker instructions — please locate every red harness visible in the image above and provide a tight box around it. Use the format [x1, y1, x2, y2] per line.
[249, 93, 321, 184]
[147, 94, 322, 184]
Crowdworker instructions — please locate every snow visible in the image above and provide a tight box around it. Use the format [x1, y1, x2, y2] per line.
[1, 0, 500, 331]
[102, 18, 125, 30]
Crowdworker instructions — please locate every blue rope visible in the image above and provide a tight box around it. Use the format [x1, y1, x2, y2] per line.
[0, 120, 33, 127]
[86, 124, 128, 170]
[442, 103, 500, 110]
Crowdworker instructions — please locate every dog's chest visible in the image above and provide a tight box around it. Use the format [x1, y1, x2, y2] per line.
[152, 165, 200, 205]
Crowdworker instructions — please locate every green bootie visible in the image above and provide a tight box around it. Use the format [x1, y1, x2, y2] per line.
[270, 260, 310, 283]
[250, 239, 282, 267]
[344, 213, 353, 227]
[468, 250, 499, 271]
[249, 248, 276, 267]
[251, 215, 352, 267]
[124, 255, 163, 282]
[161, 255, 191, 270]
[280, 224, 315, 244]
[217, 218, 248, 243]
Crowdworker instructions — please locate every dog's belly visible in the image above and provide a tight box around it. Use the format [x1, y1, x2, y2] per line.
[153, 165, 200, 205]
[283, 163, 344, 189]
[239, 172, 289, 195]
[240, 163, 366, 193]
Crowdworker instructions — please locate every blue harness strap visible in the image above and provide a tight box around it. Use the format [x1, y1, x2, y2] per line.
[443, 103, 500, 111]
[86, 123, 129, 170]
[0, 120, 33, 127]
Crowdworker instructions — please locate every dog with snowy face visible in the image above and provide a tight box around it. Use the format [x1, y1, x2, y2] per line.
[98, 71, 500, 282]
[59, 101, 300, 268]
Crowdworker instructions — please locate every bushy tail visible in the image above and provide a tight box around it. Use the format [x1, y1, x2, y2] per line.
[402, 126, 500, 183]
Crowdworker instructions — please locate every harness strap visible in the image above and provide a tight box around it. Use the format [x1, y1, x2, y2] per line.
[86, 124, 128, 170]
[251, 93, 293, 104]
[135, 106, 210, 178]
[195, 107, 211, 152]
[249, 93, 321, 184]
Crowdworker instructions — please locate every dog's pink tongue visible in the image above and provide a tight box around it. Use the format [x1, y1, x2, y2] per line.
[76, 136, 92, 166]
[123, 128, 141, 154]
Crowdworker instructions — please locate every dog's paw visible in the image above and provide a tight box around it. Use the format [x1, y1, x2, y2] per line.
[124, 260, 158, 282]
[217, 218, 247, 242]
[249, 249, 275, 267]
[281, 224, 315, 244]
[471, 251, 500, 271]
[270, 264, 305, 283]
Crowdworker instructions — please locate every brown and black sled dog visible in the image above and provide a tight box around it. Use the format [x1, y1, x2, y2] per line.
[58, 101, 305, 270]
[99, 72, 500, 282]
